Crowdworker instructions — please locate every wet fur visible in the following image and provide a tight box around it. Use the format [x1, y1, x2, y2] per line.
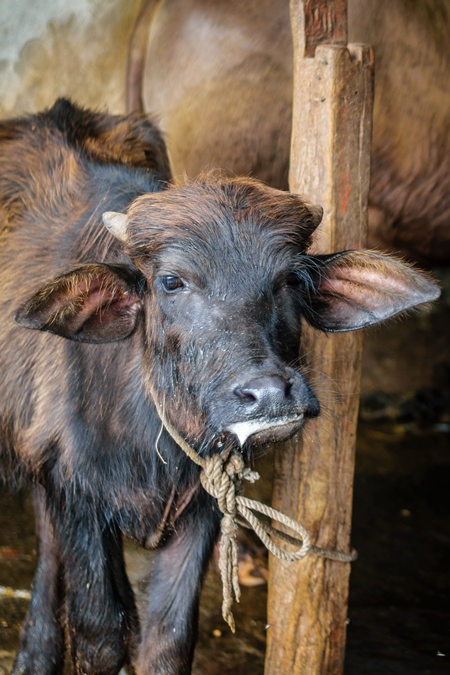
[0, 101, 439, 675]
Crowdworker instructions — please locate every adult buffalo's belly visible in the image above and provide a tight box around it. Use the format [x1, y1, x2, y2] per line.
[140, 0, 450, 265]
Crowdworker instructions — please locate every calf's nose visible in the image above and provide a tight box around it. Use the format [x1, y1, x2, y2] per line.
[234, 375, 293, 412]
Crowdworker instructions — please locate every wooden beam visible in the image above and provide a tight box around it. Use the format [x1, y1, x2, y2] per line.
[303, 0, 347, 56]
[265, 1, 374, 674]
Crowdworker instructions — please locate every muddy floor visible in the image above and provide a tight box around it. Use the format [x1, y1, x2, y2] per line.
[0, 411, 449, 674]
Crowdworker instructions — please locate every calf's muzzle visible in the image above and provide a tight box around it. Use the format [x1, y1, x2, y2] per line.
[224, 370, 320, 446]
[234, 375, 293, 408]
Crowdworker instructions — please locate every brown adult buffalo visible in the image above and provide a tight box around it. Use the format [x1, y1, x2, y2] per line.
[128, 0, 450, 265]
[0, 100, 439, 674]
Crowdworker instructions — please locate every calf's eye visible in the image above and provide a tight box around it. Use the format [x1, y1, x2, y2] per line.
[160, 275, 184, 293]
[285, 272, 301, 287]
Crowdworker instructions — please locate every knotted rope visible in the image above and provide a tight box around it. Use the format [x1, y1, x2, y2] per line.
[157, 411, 357, 632]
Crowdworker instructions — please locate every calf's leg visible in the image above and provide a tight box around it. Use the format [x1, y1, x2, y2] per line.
[136, 493, 220, 675]
[12, 486, 65, 675]
[55, 505, 139, 675]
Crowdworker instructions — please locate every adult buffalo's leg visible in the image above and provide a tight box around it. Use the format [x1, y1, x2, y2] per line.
[56, 504, 139, 675]
[12, 486, 65, 675]
[136, 492, 220, 675]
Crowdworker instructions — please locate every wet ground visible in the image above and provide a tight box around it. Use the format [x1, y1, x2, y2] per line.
[1, 407, 449, 674]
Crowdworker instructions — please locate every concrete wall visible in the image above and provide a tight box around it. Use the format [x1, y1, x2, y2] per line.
[0, 0, 141, 117]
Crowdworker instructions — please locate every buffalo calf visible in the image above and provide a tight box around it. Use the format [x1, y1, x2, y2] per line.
[0, 101, 440, 674]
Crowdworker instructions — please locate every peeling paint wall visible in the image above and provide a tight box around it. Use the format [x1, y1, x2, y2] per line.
[0, 0, 141, 117]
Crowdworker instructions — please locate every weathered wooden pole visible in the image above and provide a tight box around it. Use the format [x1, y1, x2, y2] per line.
[265, 1, 374, 674]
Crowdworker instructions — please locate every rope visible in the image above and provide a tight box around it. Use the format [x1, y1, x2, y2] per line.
[155, 408, 357, 631]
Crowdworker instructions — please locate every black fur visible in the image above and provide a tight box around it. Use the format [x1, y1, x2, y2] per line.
[0, 100, 439, 675]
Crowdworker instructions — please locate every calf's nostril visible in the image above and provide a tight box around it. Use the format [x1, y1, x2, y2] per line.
[234, 387, 258, 404]
[233, 375, 292, 408]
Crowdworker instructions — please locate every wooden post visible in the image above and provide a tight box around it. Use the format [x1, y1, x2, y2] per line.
[265, 2, 373, 674]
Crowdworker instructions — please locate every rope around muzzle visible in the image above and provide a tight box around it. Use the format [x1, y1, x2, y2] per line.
[157, 413, 357, 632]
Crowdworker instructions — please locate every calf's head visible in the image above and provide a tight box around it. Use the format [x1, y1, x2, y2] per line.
[15, 178, 440, 452]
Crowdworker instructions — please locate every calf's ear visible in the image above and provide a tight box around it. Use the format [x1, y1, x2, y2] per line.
[303, 250, 440, 332]
[14, 264, 144, 343]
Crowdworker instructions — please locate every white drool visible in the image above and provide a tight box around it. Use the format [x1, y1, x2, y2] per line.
[226, 414, 304, 446]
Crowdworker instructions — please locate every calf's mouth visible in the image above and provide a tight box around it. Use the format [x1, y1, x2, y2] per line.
[226, 413, 305, 447]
